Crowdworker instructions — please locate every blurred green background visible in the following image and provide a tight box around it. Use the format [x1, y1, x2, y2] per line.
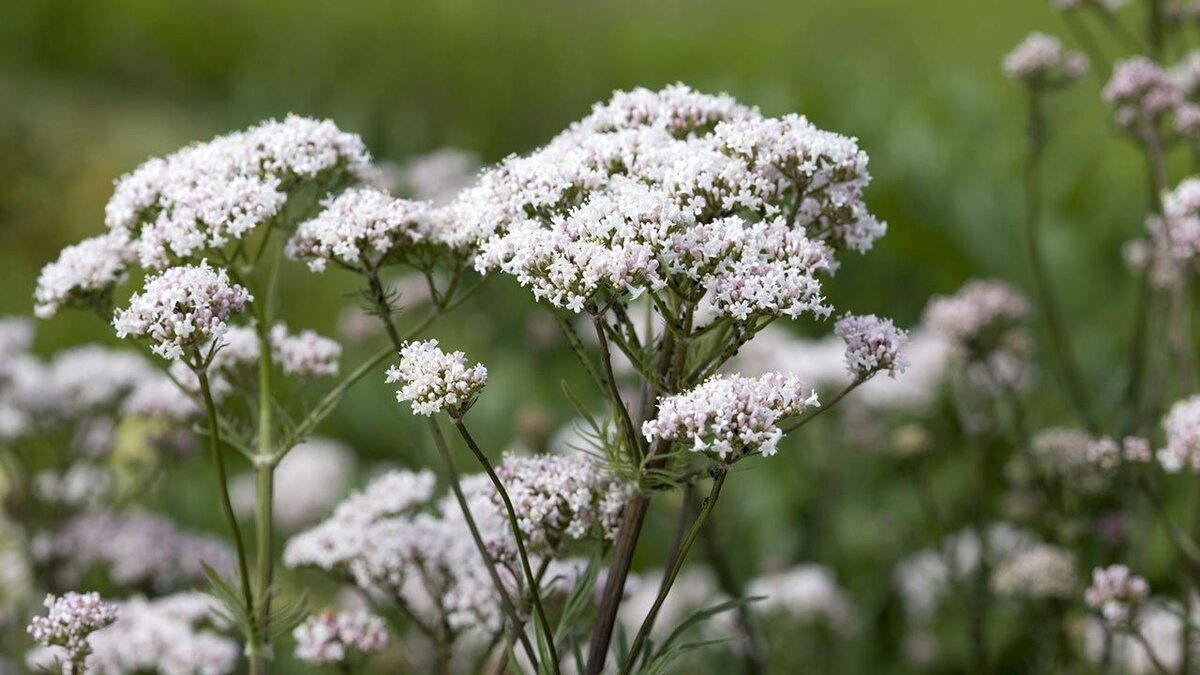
[0, 0, 1163, 671]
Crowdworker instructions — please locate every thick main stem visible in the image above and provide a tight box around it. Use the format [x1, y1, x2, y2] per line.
[451, 418, 561, 673]
[1023, 87, 1095, 431]
[196, 366, 259, 665]
[252, 313, 276, 672]
[619, 468, 728, 675]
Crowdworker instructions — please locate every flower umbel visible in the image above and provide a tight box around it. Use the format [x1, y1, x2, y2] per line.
[385, 339, 488, 416]
[112, 261, 252, 361]
[27, 592, 119, 668]
[643, 372, 818, 459]
[834, 314, 908, 378]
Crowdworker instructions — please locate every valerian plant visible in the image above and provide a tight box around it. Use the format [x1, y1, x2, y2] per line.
[22, 85, 909, 674]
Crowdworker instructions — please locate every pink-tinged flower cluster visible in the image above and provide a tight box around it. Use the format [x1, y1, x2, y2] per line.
[294, 610, 388, 666]
[1158, 395, 1200, 472]
[33, 230, 132, 319]
[746, 565, 859, 637]
[26, 592, 118, 663]
[105, 115, 371, 269]
[26, 593, 237, 675]
[643, 373, 819, 459]
[1002, 32, 1089, 85]
[1104, 57, 1183, 129]
[922, 279, 1031, 348]
[385, 339, 488, 416]
[113, 261, 252, 361]
[464, 85, 882, 319]
[34, 510, 234, 592]
[1153, 178, 1200, 267]
[284, 469, 504, 634]
[286, 187, 435, 273]
[493, 455, 631, 552]
[270, 323, 342, 378]
[834, 314, 908, 378]
[990, 544, 1077, 599]
[392, 148, 481, 204]
[1085, 565, 1149, 626]
[1087, 435, 1153, 470]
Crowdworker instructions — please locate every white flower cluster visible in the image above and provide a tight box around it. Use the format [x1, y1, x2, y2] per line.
[26, 592, 118, 663]
[105, 115, 371, 269]
[729, 324, 953, 413]
[286, 462, 613, 640]
[270, 323, 342, 377]
[1002, 32, 1089, 85]
[746, 565, 858, 637]
[0, 337, 188, 443]
[27, 593, 237, 675]
[1085, 564, 1149, 626]
[833, 314, 908, 378]
[393, 148, 481, 204]
[922, 279, 1031, 349]
[466, 85, 883, 319]
[385, 339, 488, 416]
[1153, 178, 1200, 267]
[1087, 435, 1153, 470]
[293, 610, 389, 666]
[1104, 57, 1184, 129]
[284, 469, 505, 634]
[492, 454, 631, 552]
[1028, 427, 1098, 475]
[1158, 395, 1200, 472]
[642, 372, 819, 459]
[33, 230, 132, 319]
[893, 523, 1037, 622]
[113, 261, 252, 361]
[287, 187, 436, 273]
[990, 544, 1078, 599]
[231, 438, 356, 530]
[33, 510, 233, 592]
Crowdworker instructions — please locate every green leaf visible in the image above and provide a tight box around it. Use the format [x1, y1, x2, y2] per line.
[656, 595, 763, 659]
[553, 557, 600, 646]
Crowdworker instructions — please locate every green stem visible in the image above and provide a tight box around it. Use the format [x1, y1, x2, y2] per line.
[196, 364, 259, 662]
[425, 418, 540, 669]
[618, 467, 728, 675]
[590, 313, 643, 463]
[1023, 86, 1096, 431]
[252, 297, 276, 673]
[450, 417, 561, 674]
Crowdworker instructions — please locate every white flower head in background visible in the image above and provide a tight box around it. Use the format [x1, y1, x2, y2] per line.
[1158, 395, 1200, 472]
[294, 610, 388, 666]
[1085, 564, 1149, 626]
[1002, 32, 1089, 85]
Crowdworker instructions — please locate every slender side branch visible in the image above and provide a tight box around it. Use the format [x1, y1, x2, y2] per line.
[1022, 86, 1095, 430]
[450, 417, 561, 673]
[196, 365, 258, 655]
[618, 467, 729, 675]
[425, 418, 540, 668]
